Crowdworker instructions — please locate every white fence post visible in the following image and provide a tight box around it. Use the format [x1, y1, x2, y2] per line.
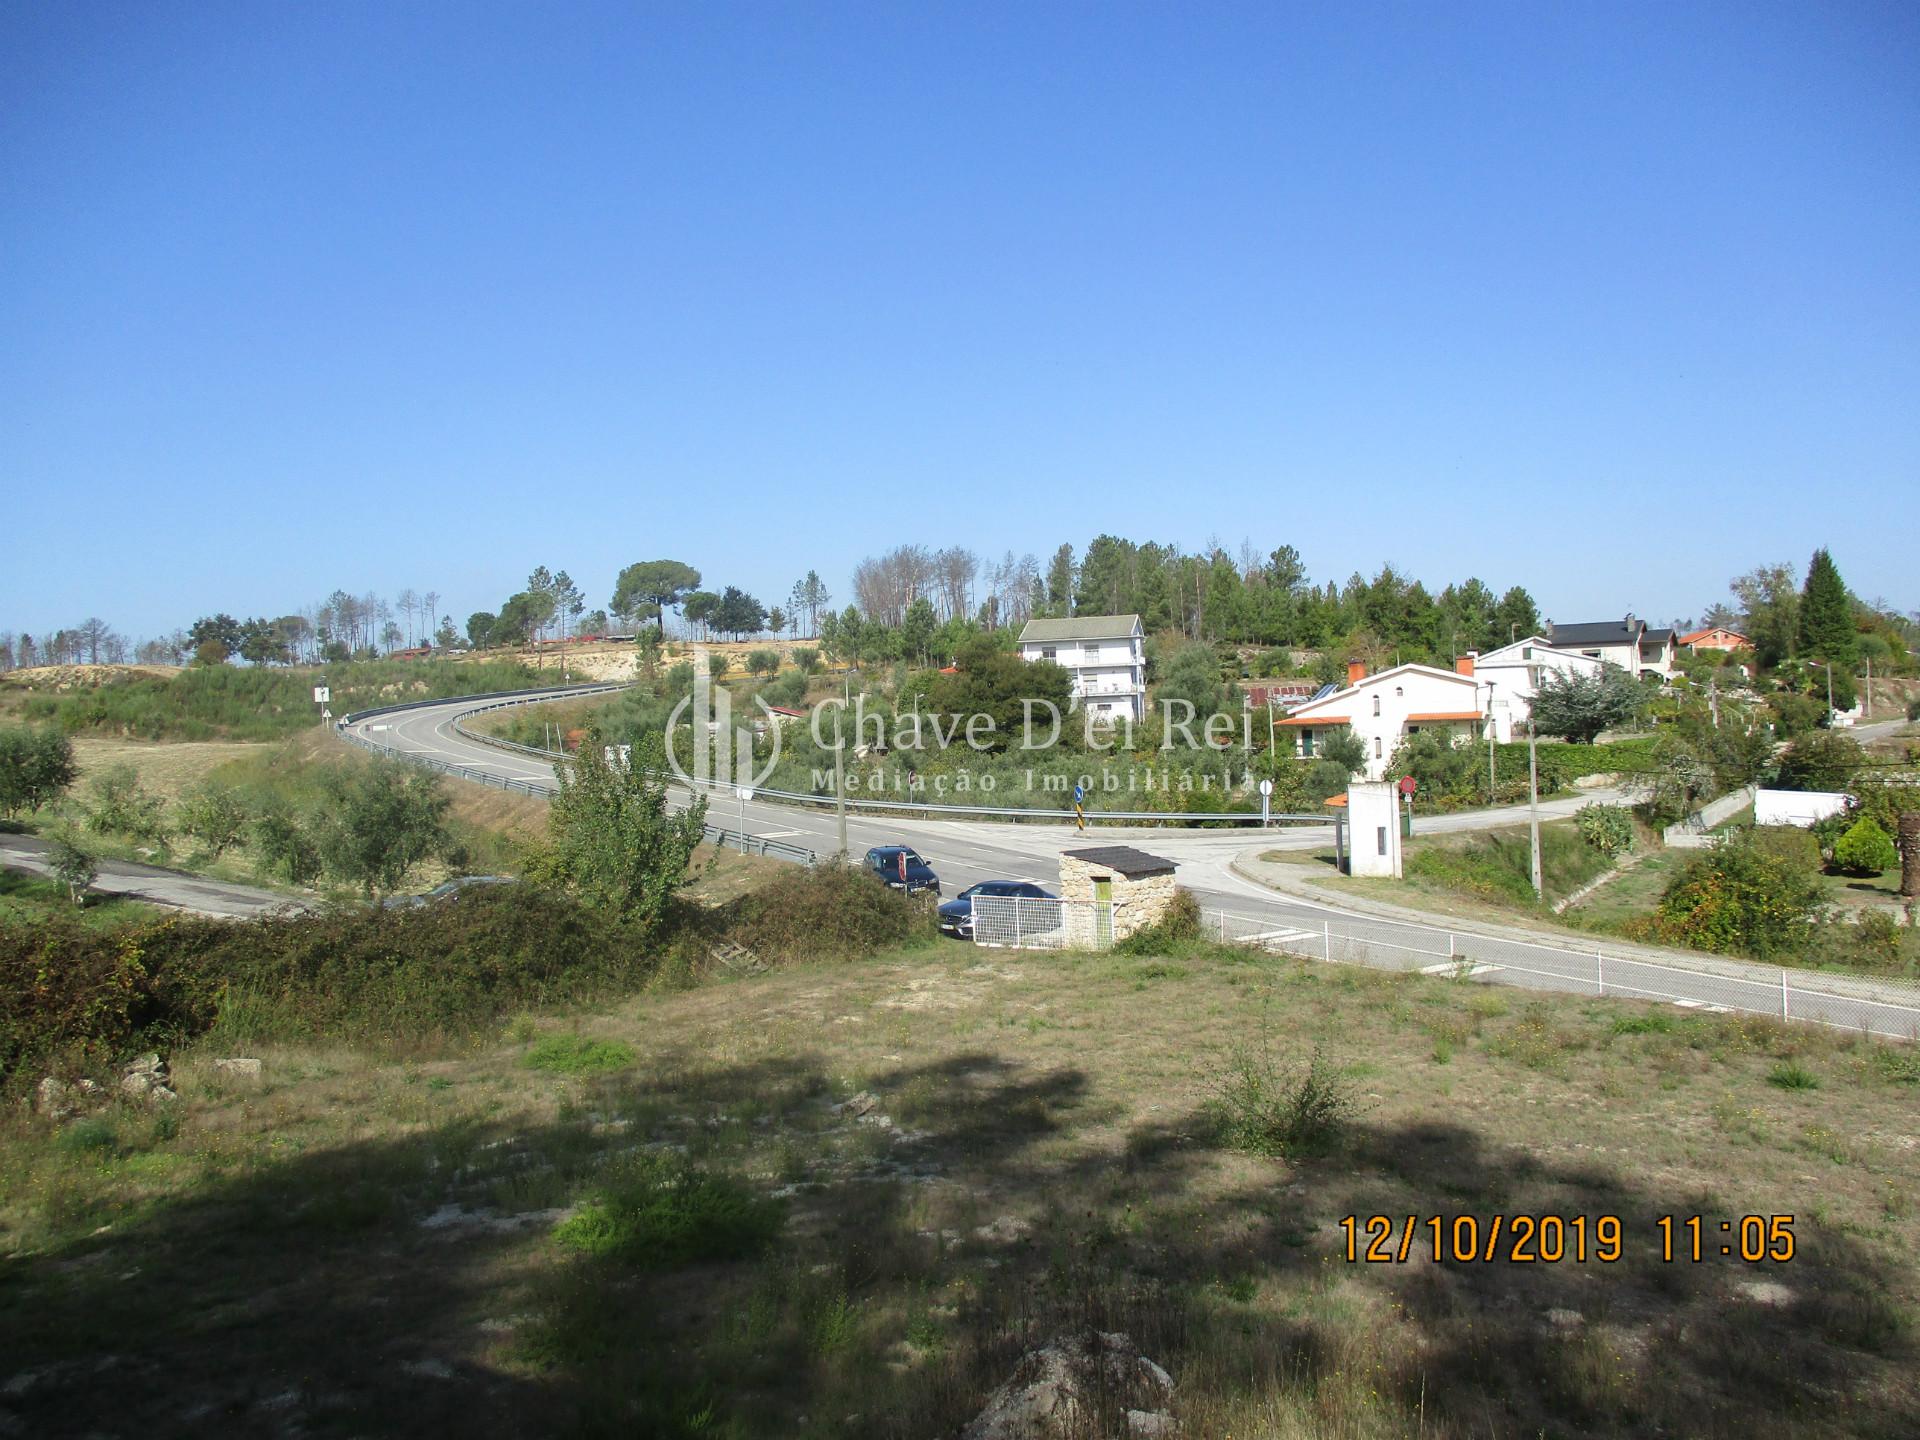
[1781, 969, 1789, 1021]
[1596, 950, 1604, 997]
[1323, 920, 1331, 962]
[1447, 933, 1454, 960]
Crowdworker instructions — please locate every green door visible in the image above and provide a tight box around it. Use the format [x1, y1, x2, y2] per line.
[1093, 876, 1113, 948]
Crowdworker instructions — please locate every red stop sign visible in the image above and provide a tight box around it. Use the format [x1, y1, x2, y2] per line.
[1398, 775, 1417, 797]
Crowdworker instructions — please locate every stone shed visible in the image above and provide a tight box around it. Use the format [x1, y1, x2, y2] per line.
[1058, 846, 1178, 944]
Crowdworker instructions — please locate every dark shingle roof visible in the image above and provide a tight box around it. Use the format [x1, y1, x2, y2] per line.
[1019, 615, 1142, 643]
[1547, 620, 1642, 647]
[1064, 846, 1176, 878]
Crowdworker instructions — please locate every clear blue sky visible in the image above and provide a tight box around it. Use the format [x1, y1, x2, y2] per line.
[4, 0, 1916, 641]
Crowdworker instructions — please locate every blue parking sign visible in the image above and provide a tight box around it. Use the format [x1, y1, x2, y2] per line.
[1072, 784, 1085, 804]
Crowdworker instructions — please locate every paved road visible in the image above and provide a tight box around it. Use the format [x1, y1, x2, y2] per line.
[1, 836, 299, 919]
[340, 690, 1920, 1040]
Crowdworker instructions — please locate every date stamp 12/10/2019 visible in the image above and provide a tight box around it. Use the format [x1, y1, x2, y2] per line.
[1339, 1214, 1798, 1265]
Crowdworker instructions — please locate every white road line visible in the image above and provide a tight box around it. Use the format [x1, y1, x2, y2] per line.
[1421, 960, 1503, 977]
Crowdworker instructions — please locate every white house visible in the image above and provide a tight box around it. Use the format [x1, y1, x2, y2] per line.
[1279, 660, 1485, 780]
[1017, 614, 1147, 722]
[1470, 637, 1605, 742]
[1543, 616, 1676, 679]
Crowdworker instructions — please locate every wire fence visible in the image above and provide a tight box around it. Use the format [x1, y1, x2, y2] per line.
[971, 895, 1122, 951]
[1198, 904, 1920, 1042]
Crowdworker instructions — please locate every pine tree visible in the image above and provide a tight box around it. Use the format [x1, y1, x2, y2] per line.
[1797, 549, 1855, 664]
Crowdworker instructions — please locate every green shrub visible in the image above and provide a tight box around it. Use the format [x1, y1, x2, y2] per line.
[1833, 817, 1897, 876]
[1750, 825, 1823, 876]
[0, 885, 635, 1083]
[1655, 842, 1822, 960]
[1206, 1045, 1363, 1157]
[1575, 803, 1634, 858]
[723, 863, 936, 964]
[552, 1153, 784, 1265]
[85, 764, 170, 848]
[1611, 1013, 1675, 1036]
[1768, 1061, 1819, 1091]
[1115, 887, 1203, 954]
[1405, 826, 1609, 906]
[175, 780, 252, 859]
[0, 724, 77, 817]
[1907, 698, 1920, 722]
[523, 1034, 635, 1075]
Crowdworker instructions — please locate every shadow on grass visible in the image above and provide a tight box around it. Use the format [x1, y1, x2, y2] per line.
[1, 1047, 1914, 1438]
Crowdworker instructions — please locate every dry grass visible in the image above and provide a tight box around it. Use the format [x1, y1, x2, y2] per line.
[1, 939, 1914, 1437]
[70, 736, 276, 802]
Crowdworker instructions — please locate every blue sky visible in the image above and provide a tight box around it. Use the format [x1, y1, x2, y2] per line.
[3, 1, 1916, 641]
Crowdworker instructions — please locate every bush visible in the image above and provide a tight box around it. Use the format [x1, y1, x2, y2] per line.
[0, 884, 635, 1083]
[552, 1153, 784, 1265]
[1207, 1045, 1363, 1157]
[1115, 887, 1203, 954]
[0, 724, 77, 817]
[1833, 817, 1898, 876]
[723, 863, 936, 964]
[85, 764, 170, 848]
[1654, 842, 1822, 960]
[175, 780, 252, 859]
[524, 1034, 635, 1075]
[1776, 732, 1865, 792]
[1750, 825, 1823, 876]
[1575, 803, 1634, 858]
[1767, 1061, 1819, 1091]
[745, 649, 781, 678]
[1908, 698, 1920, 722]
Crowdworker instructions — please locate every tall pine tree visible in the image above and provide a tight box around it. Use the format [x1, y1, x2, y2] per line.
[1797, 549, 1855, 663]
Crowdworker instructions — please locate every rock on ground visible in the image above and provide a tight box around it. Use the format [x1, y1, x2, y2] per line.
[959, 1330, 1175, 1440]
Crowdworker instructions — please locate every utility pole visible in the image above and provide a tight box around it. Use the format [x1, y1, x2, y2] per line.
[1863, 656, 1871, 718]
[834, 707, 849, 860]
[1527, 717, 1543, 900]
[1481, 681, 1496, 803]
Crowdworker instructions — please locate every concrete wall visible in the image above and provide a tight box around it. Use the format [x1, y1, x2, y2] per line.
[1755, 788, 1850, 828]
[1346, 782, 1403, 878]
[1663, 785, 1757, 848]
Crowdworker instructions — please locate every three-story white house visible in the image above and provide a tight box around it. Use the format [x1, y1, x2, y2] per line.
[1017, 614, 1147, 722]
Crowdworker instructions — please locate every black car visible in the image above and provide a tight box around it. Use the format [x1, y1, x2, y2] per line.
[864, 845, 941, 896]
[937, 880, 1055, 939]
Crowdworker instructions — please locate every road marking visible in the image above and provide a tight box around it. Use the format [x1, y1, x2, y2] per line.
[1672, 999, 1731, 1013]
[1420, 960, 1502, 977]
[756, 829, 804, 839]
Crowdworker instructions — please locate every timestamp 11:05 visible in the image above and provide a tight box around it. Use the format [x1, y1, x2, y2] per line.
[1337, 1214, 1796, 1264]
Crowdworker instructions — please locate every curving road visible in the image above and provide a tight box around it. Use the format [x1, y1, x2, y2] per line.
[338, 689, 1920, 1040]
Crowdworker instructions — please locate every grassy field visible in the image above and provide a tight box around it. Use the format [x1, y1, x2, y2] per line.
[0, 871, 161, 930]
[2, 939, 1914, 1438]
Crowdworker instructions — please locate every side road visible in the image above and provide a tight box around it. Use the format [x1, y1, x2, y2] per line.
[1229, 847, 1919, 1015]
[0, 836, 299, 920]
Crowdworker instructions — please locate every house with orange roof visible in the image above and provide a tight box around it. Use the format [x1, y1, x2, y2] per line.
[1277, 659, 1486, 780]
[1677, 626, 1751, 653]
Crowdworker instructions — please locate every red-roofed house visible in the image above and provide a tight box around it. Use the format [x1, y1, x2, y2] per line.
[1278, 659, 1486, 779]
[1677, 626, 1751, 653]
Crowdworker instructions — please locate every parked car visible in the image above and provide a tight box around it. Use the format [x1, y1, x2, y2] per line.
[863, 845, 941, 896]
[937, 880, 1054, 939]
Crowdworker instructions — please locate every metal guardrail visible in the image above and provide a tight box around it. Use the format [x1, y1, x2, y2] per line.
[336, 690, 816, 866]
[441, 696, 1325, 829]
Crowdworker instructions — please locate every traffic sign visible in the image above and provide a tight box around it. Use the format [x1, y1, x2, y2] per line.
[735, 786, 754, 801]
[1072, 784, 1085, 804]
[1258, 778, 1273, 796]
[1398, 775, 1417, 797]
[320, 708, 331, 721]
[313, 686, 331, 704]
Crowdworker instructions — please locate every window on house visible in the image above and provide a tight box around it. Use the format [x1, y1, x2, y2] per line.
[1373, 736, 1382, 758]
[1394, 686, 1403, 697]
[1041, 646, 1055, 659]
[1301, 729, 1314, 757]
[1372, 695, 1381, 716]
[1377, 827, 1388, 856]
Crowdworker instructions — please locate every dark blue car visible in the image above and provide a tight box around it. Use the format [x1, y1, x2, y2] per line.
[864, 845, 941, 897]
[937, 880, 1054, 939]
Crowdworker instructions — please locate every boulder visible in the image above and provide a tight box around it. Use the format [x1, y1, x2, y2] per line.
[119, 1054, 176, 1104]
[959, 1330, 1175, 1440]
[213, 1057, 264, 1080]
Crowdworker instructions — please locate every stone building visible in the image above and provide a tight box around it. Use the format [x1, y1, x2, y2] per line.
[1058, 846, 1178, 944]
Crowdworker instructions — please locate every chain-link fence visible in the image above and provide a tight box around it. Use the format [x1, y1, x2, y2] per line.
[1198, 904, 1920, 1041]
[971, 895, 1119, 950]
